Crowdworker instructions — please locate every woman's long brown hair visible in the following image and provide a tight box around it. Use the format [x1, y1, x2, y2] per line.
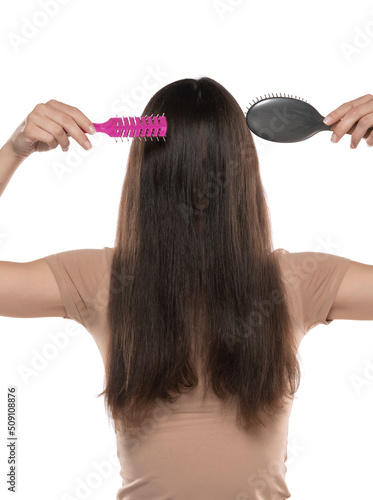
[98, 77, 301, 437]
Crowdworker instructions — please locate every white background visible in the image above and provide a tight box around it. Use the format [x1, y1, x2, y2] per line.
[1, 0, 373, 499]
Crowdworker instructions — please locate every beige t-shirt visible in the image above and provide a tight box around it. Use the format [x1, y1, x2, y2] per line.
[43, 247, 352, 500]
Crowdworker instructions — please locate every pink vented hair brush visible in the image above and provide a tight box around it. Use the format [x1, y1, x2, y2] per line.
[83, 114, 167, 142]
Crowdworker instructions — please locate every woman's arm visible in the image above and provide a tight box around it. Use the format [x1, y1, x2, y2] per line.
[0, 100, 97, 318]
[0, 135, 68, 317]
[316, 95, 373, 320]
[0, 141, 25, 197]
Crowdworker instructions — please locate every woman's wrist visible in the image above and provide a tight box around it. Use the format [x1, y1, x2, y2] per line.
[1, 140, 29, 162]
[0, 141, 28, 197]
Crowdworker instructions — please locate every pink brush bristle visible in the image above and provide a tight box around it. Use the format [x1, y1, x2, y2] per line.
[91, 114, 167, 141]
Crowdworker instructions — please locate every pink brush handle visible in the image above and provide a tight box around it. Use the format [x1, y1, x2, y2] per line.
[92, 116, 167, 138]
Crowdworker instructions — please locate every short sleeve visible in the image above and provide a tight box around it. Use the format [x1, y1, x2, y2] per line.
[43, 247, 111, 331]
[280, 250, 352, 334]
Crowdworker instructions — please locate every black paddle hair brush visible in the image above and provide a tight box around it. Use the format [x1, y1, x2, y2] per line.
[245, 93, 372, 143]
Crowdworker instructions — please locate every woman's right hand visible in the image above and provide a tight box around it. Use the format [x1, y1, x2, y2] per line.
[7, 99, 96, 160]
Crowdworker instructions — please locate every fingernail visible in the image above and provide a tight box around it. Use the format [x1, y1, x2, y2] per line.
[88, 125, 96, 134]
[350, 141, 356, 149]
[331, 133, 338, 143]
[323, 115, 332, 125]
[367, 142, 373, 147]
[84, 140, 92, 150]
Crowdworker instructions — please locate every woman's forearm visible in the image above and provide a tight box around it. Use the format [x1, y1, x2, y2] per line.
[0, 142, 26, 197]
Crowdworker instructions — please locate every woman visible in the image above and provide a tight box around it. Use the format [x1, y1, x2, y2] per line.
[1, 77, 372, 500]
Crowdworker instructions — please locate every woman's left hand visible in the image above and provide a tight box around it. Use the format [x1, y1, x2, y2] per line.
[323, 94, 373, 148]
